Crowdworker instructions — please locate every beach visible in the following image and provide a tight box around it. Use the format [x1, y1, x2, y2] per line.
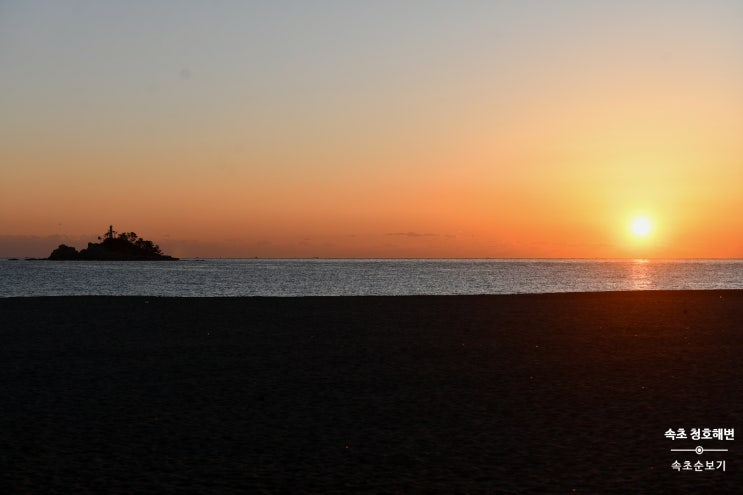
[2, 291, 742, 493]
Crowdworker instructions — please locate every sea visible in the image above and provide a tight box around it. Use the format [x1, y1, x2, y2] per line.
[1, 258, 742, 297]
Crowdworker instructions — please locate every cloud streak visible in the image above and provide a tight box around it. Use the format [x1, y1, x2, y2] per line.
[387, 232, 438, 238]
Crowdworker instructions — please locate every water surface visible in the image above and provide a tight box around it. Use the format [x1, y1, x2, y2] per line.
[2, 259, 741, 297]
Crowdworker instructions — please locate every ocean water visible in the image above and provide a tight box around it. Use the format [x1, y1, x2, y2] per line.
[1, 258, 742, 297]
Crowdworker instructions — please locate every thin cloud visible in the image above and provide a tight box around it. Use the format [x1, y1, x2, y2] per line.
[387, 232, 438, 238]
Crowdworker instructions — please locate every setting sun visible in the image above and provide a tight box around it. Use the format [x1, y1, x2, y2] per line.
[631, 217, 652, 238]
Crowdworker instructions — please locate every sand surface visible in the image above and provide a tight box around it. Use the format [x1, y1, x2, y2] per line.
[2, 291, 742, 493]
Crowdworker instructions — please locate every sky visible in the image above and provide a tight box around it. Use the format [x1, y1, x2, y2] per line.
[1, 1, 742, 258]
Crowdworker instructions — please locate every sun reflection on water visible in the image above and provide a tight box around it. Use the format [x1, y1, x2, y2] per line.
[630, 259, 652, 290]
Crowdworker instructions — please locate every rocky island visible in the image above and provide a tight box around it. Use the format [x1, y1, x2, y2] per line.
[49, 226, 178, 261]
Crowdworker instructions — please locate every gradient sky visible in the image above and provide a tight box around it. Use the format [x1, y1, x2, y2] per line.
[2, 1, 742, 258]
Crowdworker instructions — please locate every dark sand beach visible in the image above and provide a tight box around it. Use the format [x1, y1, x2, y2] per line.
[2, 291, 742, 493]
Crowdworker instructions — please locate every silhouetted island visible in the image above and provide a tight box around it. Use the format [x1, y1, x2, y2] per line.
[49, 226, 178, 261]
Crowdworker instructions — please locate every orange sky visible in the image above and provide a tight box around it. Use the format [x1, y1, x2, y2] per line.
[1, 2, 742, 258]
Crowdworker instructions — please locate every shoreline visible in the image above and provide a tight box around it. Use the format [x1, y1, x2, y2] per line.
[2, 291, 742, 493]
[3, 288, 743, 300]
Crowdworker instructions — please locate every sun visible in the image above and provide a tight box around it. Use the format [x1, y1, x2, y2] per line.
[630, 217, 652, 237]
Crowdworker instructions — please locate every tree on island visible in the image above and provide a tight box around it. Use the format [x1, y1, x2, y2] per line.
[49, 226, 177, 260]
[101, 229, 165, 257]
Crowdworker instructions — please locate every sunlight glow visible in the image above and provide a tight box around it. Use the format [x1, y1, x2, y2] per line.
[631, 217, 652, 237]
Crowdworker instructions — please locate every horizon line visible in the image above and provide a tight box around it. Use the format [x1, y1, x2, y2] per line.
[8, 256, 743, 261]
